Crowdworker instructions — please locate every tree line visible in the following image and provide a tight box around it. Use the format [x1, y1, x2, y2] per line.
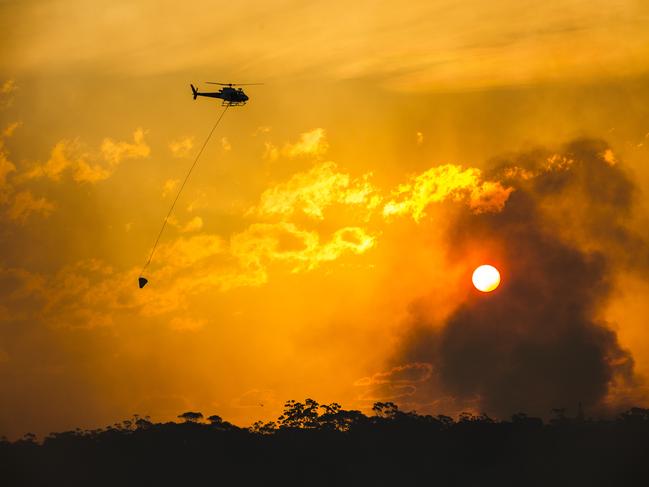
[2, 399, 649, 486]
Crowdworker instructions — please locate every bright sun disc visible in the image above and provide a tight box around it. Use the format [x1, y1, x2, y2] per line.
[472, 265, 501, 292]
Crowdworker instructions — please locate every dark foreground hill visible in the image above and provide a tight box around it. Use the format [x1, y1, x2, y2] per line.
[2, 400, 649, 487]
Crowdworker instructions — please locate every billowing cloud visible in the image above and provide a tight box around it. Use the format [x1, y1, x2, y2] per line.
[0, 219, 375, 333]
[100, 128, 150, 165]
[2, 121, 19, 138]
[0, 125, 17, 188]
[383, 164, 513, 221]
[155, 234, 226, 270]
[0, 122, 54, 222]
[180, 216, 203, 233]
[24, 140, 78, 181]
[283, 128, 328, 158]
[231, 222, 374, 273]
[24, 129, 150, 183]
[252, 161, 380, 220]
[6, 190, 55, 222]
[602, 148, 616, 166]
[74, 160, 112, 183]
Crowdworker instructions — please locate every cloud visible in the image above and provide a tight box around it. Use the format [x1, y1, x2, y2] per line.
[3, 122, 20, 138]
[354, 363, 433, 404]
[0, 80, 16, 107]
[220, 137, 231, 152]
[0, 260, 119, 330]
[25, 129, 150, 184]
[24, 140, 79, 181]
[167, 215, 204, 233]
[231, 222, 374, 274]
[383, 164, 513, 221]
[6, 190, 55, 222]
[6, 1, 649, 91]
[355, 362, 433, 386]
[253, 126, 271, 136]
[155, 234, 226, 269]
[0, 216, 375, 332]
[602, 148, 617, 166]
[0, 122, 54, 222]
[162, 179, 179, 198]
[100, 128, 150, 165]
[263, 142, 279, 162]
[394, 138, 643, 418]
[6, 257, 215, 329]
[73, 160, 112, 183]
[283, 128, 329, 158]
[180, 216, 203, 233]
[252, 161, 380, 220]
[262, 128, 330, 163]
[168, 136, 194, 158]
[1, 79, 16, 94]
[0, 129, 17, 188]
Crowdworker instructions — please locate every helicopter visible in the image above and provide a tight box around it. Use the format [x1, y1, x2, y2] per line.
[190, 82, 261, 106]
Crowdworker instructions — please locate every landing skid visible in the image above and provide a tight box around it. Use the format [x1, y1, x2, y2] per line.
[222, 101, 247, 107]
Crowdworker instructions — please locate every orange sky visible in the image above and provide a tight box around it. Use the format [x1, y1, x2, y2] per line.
[1, 0, 649, 439]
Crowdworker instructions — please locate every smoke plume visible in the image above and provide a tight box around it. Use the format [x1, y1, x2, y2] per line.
[395, 139, 644, 418]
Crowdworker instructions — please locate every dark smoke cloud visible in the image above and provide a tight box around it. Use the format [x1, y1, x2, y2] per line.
[396, 138, 643, 418]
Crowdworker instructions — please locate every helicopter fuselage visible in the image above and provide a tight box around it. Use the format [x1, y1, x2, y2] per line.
[191, 85, 249, 106]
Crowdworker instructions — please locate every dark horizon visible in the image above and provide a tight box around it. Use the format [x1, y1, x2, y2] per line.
[1, 396, 643, 443]
[3, 399, 649, 486]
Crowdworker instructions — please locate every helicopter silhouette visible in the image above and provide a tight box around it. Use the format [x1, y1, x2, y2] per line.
[190, 82, 261, 106]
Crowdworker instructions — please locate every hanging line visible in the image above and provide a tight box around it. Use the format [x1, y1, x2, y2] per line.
[139, 105, 229, 287]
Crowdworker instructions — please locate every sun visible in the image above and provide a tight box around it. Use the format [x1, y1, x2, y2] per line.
[472, 265, 501, 292]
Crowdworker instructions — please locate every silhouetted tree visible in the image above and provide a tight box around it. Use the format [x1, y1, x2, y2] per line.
[436, 414, 455, 427]
[277, 399, 320, 429]
[135, 417, 153, 429]
[207, 414, 222, 425]
[372, 401, 399, 419]
[249, 420, 277, 434]
[511, 412, 543, 428]
[178, 411, 203, 423]
[619, 407, 649, 424]
[318, 403, 366, 431]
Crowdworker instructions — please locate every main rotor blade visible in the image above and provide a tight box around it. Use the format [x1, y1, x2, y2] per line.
[205, 82, 264, 86]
